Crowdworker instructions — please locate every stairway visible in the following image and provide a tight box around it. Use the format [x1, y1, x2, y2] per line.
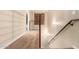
[48, 19, 79, 48]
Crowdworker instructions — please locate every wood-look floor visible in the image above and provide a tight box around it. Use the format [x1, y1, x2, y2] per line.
[6, 31, 39, 49]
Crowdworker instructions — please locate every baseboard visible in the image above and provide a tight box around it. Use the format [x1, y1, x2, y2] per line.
[1, 32, 27, 49]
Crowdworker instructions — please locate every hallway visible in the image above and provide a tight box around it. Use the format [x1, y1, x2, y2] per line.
[1, 10, 79, 49]
[0, 10, 40, 49]
[6, 31, 39, 49]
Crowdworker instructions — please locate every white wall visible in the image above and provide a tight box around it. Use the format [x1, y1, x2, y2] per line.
[13, 10, 26, 40]
[49, 21, 79, 48]
[0, 10, 27, 48]
[47, 10, 79, 48]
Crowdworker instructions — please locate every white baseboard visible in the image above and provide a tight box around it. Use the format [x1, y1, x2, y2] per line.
[2, 32, 27, 49]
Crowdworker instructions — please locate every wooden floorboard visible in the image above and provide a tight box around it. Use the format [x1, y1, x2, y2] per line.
[6, 31, 39, 49]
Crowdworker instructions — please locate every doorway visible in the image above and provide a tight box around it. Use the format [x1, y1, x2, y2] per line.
[34, 13, 45, 48]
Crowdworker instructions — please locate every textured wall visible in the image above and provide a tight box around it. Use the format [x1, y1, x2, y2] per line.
[0, 10, 26, 48]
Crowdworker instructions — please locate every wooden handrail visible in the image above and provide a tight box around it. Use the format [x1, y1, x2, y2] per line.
[48, 19, 79, 45]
